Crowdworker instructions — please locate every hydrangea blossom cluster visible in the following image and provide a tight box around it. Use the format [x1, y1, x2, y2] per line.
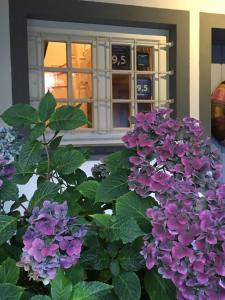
[0, 127, 22, 187]
[17, 201, 87, 285]
[122, 108, 225, 300]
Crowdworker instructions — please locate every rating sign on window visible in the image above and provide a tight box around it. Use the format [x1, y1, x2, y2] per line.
[112, 45, 130, 70]
[137, 76, 152, 100]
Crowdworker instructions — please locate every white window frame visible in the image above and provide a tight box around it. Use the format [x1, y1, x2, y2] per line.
[27, 20, 172, 146]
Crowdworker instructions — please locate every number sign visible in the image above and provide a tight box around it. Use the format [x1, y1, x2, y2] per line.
[112, 45, 130, 70]
[137, 76, 152, 100]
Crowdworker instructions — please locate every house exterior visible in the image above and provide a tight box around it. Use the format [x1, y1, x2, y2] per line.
[1, 0, 225, 153]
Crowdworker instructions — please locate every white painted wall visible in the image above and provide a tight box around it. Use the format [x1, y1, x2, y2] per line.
[0, 0, 12, 116]
[3, 0, 225, 119]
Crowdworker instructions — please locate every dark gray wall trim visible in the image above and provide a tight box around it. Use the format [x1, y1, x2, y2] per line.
[9, 0, 189, 119]
[200, 12, 225, 135]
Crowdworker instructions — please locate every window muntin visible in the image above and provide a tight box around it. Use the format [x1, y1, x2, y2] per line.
[28, 23, 171, 144]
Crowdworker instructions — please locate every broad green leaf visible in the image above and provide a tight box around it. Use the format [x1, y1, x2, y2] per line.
[1, 104, 39, 127]
[109, 217, 144, 244]
[21, 291, 35, 300]
[118, 245, 145, 272]
[52, 148, 85, 175]
[77, 180, 100, 199]
[0, 283, 23, 300]
[80, 246, 110, 270]
[70, 281, 112, 300]
[0, 243, 21, 261]
[31, 296, 52, 300]
[0, 258, 19, 284]
[113, 272, 141, 300]
[49, 106, 87, 131]
[0, 215, 17, 245]
[13, 163, 35, 184]
[91, 214, 112, 228]
[49, 136, 63, 152]
[116, 191, 156, 232]
[18, 140, 42, 173]
[105, 150, 133, 173]
[39, 91, 56, 121]
[29, 123, 45, 140]
[110, 260, 120, 277]
[144, 270, 176, 300]
[95, 171, 129, 203]
[65, 265, 87, 285]
[29, 181, 59, 209]
[0, 180, 18, 201]
[51, 269, 72, 300]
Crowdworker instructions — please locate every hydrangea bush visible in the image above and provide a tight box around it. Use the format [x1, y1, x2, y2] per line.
[18, 201, 87, 285]
[123, 108, 225, 300]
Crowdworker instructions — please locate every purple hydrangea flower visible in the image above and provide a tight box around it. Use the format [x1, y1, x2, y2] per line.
[17, 201, 87, 284]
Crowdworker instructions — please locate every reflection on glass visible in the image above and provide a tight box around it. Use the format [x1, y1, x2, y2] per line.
[136, 46, 153, 71]
[137, 75, 152, 100]
[44, 41, 67, 68]
[137, 103, 152, 113]
[71, 43, 92, 69]
[113, 103, 130, 128]
[112, 45, 131, 70]
[44, 72, 68, 98]
[72, 73, 93, 99]
[112, 74, 131, 99]
[56, 102, 68, 108]
[74, 103, 92, 128]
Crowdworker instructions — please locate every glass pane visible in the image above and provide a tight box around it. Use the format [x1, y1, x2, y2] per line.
[113, 103, 130, 128]
[72, 73, 93, 99]
[112, 74, 131, 99]
[136, 46, 153, 71]
[44, 41, 67, 68]
[137, 75, 153, 100]
[71, 43, 92, 68]
[44, 72, 68, 98]
[112, 45, 131, 70]
[74, 103, 92, 128]
[137, 103, 152, 113]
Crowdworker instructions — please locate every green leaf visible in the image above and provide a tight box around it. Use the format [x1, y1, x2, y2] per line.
[49, 136, 63, 152]
[0, 258, 20, 284]
[18, 140, 42, 173]
[70, 281, 112, 300]
[77, 180, 100, 199]
[95, 171, 129, 203]
[31, 296, 52, 300]
[105, 150, 132, 173]
[0, 283, 23, 300]
[39, 91, 56, 121]
[49, 106, 87, 131]
[80, 246, 110, 270]
[118, 245, 145, 272]
[29, 123, 45, 140]
[51, 269, 72, 300]
[109, 217, 144, 244]
[91, 214, 112, 228]
[0, 215, 17, 245]
[110, 260, 120, 277]
[144, 269, 176, 300]
[0, 180, 18, 201]
[113, 272, 141, 300]
[65, 265, 87, 285]
[116, 191, 156, 232]
[29, 181, 59, 209]
[1, 104, 39, 127]
[52, 147, 85, 175]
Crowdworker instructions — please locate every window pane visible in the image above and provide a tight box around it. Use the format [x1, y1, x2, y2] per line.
[44, 41, 67, 68]
[113, 103, 130, 128]
[72, 73, 93, 99]
[71, 43, 92, 68]
[112, 45, 131, 70]
[137, 75, 152, 100]
[44, 72, 68, 98]
[137, 103, 152, 113]
[74, 103, 92, 128]
[112, 74, 131, 99]
[136, 46, 153, 71]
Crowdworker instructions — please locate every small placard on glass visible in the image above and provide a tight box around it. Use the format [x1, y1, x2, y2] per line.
[112, 45, 131, 70]
[136, 46, 153, 71]
[137, 75, 152, 100]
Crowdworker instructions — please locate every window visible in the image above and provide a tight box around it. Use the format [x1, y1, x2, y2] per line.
[28, 20, 173, 145]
